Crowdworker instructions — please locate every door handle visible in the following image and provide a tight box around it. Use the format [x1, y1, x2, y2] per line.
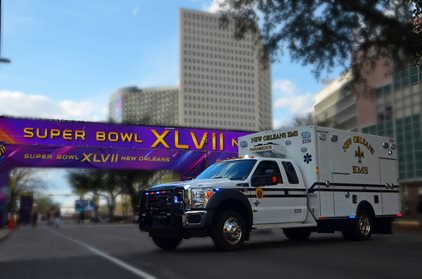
[325, 180, 330, 188]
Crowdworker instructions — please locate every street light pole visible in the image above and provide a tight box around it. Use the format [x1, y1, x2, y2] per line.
[0, 0, 11, 65]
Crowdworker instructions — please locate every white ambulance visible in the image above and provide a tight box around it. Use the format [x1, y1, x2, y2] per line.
[139, 126, 401, 251]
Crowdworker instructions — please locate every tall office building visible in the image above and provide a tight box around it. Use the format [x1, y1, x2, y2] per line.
[179, 9, 272, 131]
[109, 86, 179, 126]
[361, 61, 422, 218]
[109, 8, 272, 131]
[314, 72, 357, 131]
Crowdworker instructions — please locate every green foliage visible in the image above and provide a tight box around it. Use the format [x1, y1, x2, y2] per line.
[220, 0, 422, 86]
[8, 168, 45, 213]
[66, 169, 154, 219]
[291, 112, 314, 127]
[34, 195, 55, 215]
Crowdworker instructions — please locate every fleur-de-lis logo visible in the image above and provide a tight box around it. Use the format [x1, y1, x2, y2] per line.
[355, 146, 364, 164]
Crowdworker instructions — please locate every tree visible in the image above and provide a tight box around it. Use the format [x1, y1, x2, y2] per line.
[34, 195, 56, 216]
[9, 168, 45, 214]
[67, 169, 155, 221]
[67, 169, 123, 221]
[112, 170, 155, 217]
[291, 112, 314, 127]
[219, 0, 422, 87]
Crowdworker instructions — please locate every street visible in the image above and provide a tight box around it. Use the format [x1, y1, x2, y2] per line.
[0, 222, 421, 279]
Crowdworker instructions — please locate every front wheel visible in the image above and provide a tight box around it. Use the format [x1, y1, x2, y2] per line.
[212, 210, 246, 251]
[151, 236, 182, 250]
[283, 228, 311, 241]
[342, 210, 373, 241]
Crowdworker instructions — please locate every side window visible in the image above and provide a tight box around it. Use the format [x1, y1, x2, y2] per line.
[282, 161, 299, 184]
[251, 161, 283, 186]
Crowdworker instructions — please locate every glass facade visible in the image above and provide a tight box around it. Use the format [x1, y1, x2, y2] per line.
[362, 63, 422, 182]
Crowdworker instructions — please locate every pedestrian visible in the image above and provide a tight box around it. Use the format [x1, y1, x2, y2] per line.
[54, 207, 61, 228]
[46, 209, 51, 226]
[31, 206, 38, 227]
[417, 194, 422, 225]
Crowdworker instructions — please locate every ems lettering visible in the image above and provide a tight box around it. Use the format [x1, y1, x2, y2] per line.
[352, 166, 368, 174]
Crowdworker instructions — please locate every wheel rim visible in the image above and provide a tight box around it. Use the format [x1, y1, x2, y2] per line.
[359, 215, 371, 237]
[222, 217, 243, 245]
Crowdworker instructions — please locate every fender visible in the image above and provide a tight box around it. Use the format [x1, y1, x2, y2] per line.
[207, 189, 253, 229]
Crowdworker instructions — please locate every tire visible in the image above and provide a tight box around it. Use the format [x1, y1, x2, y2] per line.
[342, 209, 373, 241]
[151, 236, 182, 250]
[283, 228, 311, 241]
[212, 210, 246, 251]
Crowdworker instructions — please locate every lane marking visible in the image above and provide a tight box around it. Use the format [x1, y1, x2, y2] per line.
[51, 230, 156, 279]
[40, 224, 135, 229]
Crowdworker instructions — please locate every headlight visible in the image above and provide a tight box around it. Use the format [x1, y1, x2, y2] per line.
[185, 188, 215, 209]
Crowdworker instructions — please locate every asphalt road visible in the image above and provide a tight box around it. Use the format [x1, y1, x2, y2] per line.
[0, 222, 421, 279]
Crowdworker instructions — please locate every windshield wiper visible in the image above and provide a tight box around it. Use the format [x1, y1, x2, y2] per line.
[211, 176, 226, 179]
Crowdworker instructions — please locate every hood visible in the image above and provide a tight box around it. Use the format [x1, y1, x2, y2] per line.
[148, 178, 242, 190]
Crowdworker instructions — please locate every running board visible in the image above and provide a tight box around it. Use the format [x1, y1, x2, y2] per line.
[252, 223, 317, 230]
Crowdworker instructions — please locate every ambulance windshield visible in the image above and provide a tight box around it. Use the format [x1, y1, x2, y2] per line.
[196, 159, 257, 181]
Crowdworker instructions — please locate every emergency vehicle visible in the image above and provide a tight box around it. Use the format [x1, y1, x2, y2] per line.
[139, 126, 401, 251]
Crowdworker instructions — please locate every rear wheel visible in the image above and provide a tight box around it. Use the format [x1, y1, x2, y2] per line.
[212, 210, 246, 251]
[151, 236, 182, 250]
[283, 228, 311, 241]
[342, 210, 373, 241]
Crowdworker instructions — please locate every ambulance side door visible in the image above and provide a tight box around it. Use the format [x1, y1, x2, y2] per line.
[249, 160, 290, 224]
[317, 131, 335, 217]
[281, 161, 308, 223]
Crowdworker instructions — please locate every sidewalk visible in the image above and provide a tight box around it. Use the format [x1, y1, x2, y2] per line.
[393, 219, 422, 234]
[0, 228, 11, 242]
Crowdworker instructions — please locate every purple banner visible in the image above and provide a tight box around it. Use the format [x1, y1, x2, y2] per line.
[0, 117, 248, 152]
[0, 116, 252, 175]
[5, 145, 239, 176]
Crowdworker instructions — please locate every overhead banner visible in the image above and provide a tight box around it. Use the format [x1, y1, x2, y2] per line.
[0, 117, 247, 151]
[0, 116, 250, 175]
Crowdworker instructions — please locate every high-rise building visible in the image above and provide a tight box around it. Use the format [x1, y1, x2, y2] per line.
[361, 61, 422, 218]
[179, 9, 272, 131]
[109, 86, 179, 126]
[109, 9, 272, 131]
[314, 72, 357, 131]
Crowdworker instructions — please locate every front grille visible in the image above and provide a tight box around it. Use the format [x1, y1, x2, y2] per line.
[140, 187, 185, 216]
[139, 187, 185, 230]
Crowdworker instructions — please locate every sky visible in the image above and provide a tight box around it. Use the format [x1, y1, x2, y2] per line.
[0, 0, 338, 209]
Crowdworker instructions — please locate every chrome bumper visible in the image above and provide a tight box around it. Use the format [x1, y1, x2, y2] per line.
[182, 210, 208, 228]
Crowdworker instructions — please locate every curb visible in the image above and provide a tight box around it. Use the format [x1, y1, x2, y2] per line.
[393, 222, 422, 234]
[0, 229, 11, 242]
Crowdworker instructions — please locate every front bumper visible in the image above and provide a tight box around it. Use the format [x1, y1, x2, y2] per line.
[182, 210, 208, 228]
[139, 210, 215, 238]
[139, 188, 215, 237]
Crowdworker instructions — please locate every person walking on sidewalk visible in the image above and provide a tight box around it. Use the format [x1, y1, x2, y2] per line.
[54, 207, 61, 228]
[31, 206, 38, 227]
[417, 194, 422, 225]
